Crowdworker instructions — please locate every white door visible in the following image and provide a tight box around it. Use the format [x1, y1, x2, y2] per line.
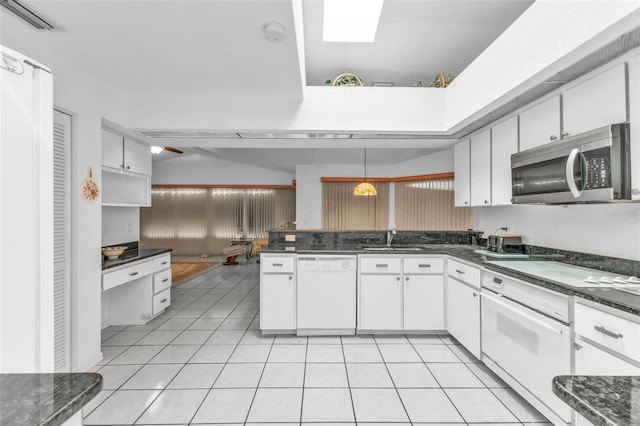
[260, 274, 295, 331]
[446, 278, 480, 358]
[519, 96, 561, 151]
[491, 117, 518, 205]
[470, 129, 491, 206]
[454, 139, 471, 207]
[359, 274, 402, 330]
[124, 138, 152, 175]
[404, 275, 444, 330]
[53, 110, 71, 372]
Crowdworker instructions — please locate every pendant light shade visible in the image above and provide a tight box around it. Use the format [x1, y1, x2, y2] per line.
[354, 148, 377, 196]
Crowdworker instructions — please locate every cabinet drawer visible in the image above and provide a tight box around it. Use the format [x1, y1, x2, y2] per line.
[447, 259, 481, 289]
[153, 288, 171, 315]
[403, 257, 444, 274]
[151, 254, 171, 272]
[575, 337, 640, 375]
[103, 261, 154, 291]
[575, 302, 640, 361]
[154, 269, 172, 293]
[261, 256, 295, 273]
[360, 257, 402, 274]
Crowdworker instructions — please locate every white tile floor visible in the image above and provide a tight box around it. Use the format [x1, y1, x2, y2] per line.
[84, 260, 552, 425]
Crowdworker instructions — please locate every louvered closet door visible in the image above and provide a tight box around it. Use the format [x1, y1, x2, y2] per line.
[53, 110, 71, 372]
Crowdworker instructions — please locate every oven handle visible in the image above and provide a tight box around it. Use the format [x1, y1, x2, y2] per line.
[565, 148, 582, 198]
[481, 292, 564, 336]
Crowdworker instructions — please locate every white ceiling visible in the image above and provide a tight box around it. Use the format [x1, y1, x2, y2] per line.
[0, 0, 534, 171]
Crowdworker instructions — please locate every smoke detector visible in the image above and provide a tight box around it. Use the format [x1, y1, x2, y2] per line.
[264, 22, 285, 42]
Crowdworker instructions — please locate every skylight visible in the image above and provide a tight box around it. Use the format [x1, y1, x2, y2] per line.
[322, 0, 384, 43]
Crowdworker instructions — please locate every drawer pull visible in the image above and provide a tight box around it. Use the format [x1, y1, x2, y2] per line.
[574, 343, 583, 351]
[472, 292, 478, 297]
[594, 325, 623, 339]
[129, 272, 139, 277]
[160, 298, 168, 303]
[376, 264, 388, 268]
[418, 264, 431, 268]
[273, 263, 283, 267]
[162, 278, 169, 283]
[455, 269, 465, 274]
[161, 261, 168, 265]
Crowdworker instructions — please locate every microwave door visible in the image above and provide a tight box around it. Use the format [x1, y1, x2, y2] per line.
[511, 152, 582, 203]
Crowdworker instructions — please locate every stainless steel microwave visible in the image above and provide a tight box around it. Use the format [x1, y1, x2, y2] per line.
[511, 123, 632, 204]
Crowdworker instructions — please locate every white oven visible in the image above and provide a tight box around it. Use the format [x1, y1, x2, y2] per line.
[481, 272, 573, 424]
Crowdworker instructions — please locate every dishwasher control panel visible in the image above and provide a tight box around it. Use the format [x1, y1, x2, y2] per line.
[297, 255, 357, 271]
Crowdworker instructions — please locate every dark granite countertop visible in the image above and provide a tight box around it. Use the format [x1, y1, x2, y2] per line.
[263, 243, 640, 316]
[0, 373, 102, 426]
[552, 375, 640, 426]
[102, 248, 172, 271]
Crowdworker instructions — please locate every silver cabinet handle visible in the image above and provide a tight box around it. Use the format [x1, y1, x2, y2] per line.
[376, 264, 388, 268]
[288, 276, 292, 280]
[561, 131, 570, 138]
[550, 135, 558, 141]
[129, 271, 139, 276]
[472, 292, 478, 297]
[574, 343, 583, 351]
[162, 278, 169, 283]
[418, 264, 431, 268]
[273, 263, 283, 267]
[405, 277, 409, 281]
[160, 299, 168, 303]
[594, 325, 623, 339]
[455, 269, 465, 274]
[484, 200, 489, 204]
[396, 277, 401, 281]
[161, 261, 168, 265]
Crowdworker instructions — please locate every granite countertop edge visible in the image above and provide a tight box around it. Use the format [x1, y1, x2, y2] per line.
[0, 372, 103, 426]
[262, 244, 640, 316]
[552, 375, 640, 426]
[102, 248, 172, 271]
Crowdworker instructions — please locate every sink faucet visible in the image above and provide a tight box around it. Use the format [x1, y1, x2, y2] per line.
[386, 230, 396, 246]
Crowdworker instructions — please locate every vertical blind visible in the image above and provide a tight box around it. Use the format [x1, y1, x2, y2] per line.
[395, 177, 473, 230]
[322, 182, 389, 230]
[140, 187, 295, 256]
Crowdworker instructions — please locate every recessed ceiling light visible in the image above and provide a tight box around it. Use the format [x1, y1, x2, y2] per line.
[323, 0, 384, 43]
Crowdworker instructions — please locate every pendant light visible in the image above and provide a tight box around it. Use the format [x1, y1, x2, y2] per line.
[354, 148, 377, 196]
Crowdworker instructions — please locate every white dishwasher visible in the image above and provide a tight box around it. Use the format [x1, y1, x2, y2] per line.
[296, 255, 357, 335]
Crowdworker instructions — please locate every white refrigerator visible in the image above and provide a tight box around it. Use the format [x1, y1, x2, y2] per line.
[0, 45, 54, 373]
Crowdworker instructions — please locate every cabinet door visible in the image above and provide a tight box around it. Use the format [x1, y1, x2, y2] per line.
[454, 139, 471, 207]
[491, 117, 518, 205]
[519, 96, 561, 151]
[470, 129, 491, 206]
[446, 278, 481, 358]
[102, 129, 123, 170]
[575, 338, 640, 376]
[563, 64, 627, 137]
[124, 138, 152, 175]
[360, 274, 402, 330]
[260, 274, 296, 331]
[629, 55, 640, 201]
[404, 275, 444, 330]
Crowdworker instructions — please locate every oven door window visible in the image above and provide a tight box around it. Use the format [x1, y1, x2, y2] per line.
[512, 155, 582, 196]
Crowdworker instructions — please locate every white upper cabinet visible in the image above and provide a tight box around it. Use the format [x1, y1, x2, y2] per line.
[629, 54, 640, 200]
[102, 129, 124, 170]
[124, 138, 152, 176]
[490, 117, 518, 205]
[519, 96, 561, 151]
[454, 139, 471, 207]
[562, 63, 627, 137]
[470, 129, 491, 207]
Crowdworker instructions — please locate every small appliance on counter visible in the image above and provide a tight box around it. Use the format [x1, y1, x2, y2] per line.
[486, 234, 524, 254]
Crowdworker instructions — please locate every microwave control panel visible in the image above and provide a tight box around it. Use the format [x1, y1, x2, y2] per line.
[583, 147, 611, 190]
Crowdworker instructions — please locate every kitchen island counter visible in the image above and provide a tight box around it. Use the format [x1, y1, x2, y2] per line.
[552, 375, 640, 426]
[0, 373, 102, 426]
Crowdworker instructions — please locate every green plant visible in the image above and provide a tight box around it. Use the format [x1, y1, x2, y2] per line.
[325, 73, 364, 86]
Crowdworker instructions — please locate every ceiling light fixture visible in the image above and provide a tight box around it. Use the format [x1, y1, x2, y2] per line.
[354, 148, 377, 196]
[150, 146, 164, 154]
[323, 0, 384, 43]
[264, 22, 285, 42]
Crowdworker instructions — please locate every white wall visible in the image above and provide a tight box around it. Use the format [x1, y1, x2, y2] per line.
[151, 154, 296, 185]
[476, 204, 640, 261]
[2, 36, 129, 371]
[295, 149, 454, 229]
[102, 207, 140, 247]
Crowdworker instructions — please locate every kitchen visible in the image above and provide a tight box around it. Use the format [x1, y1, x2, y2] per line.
[1, 0, 640, 425]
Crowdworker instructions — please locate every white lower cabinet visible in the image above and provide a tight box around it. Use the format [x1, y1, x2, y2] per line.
[102, 253, 171, 326]
[260, 254, 296, 333]
[446, 277, 481, 358]
[360, 274, 403, 331]
[404, 274, 444, 330]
